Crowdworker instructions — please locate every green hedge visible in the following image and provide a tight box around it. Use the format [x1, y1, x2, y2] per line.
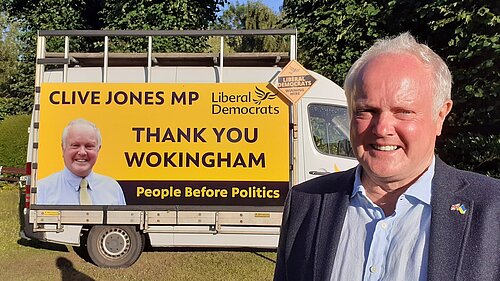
[0, 114, 30, 168]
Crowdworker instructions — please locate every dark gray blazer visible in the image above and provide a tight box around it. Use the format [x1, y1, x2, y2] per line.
[274, 158, 500, 281]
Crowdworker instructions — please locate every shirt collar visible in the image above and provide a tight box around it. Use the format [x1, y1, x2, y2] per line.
[351, 156, 435, 205]
[351, 165, 364, 198]
[405, 157, 434, 205]
[62, 167, 95, 191]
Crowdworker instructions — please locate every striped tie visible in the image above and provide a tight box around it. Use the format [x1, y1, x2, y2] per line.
[79, 178, 92, 205]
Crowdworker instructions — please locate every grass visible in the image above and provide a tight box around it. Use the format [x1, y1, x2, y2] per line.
[0, 187, 277, 281]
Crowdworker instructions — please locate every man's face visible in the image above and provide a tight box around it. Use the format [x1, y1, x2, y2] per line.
[62, 125, 100, 177]
[350, 53, 451, 187]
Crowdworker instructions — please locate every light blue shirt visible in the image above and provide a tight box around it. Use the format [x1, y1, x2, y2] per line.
[37, 168, 126, 205]
[330, 157, 435, 281]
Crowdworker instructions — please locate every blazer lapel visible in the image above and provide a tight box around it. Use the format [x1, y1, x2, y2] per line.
[428, 159, 473, 281]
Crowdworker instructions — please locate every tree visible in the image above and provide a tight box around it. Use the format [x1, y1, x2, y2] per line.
[0, 12, 28, 120]
[0, 13, 19, 93]
[413, 1, 500, 177]
[1, 0, 228, 116]
[283, 0, 499, 177]
[213, 0, 288, 52]
[1, 0, 106, 120]
[100, 0, 225, 52]
[282, 0, 390, 85]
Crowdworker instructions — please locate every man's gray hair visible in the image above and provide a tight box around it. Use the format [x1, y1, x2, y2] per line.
[61, 118, 102, 149]
[344, 32, 452, 117]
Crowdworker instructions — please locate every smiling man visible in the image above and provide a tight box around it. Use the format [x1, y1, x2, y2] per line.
[37, 118, 126, 205]
[274, 33, 500, 281]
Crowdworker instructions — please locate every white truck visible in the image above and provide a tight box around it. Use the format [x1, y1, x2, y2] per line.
[21, 29, 357, 267]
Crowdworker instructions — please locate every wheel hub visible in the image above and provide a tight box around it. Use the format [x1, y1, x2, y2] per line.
[100, 228, 130, 258]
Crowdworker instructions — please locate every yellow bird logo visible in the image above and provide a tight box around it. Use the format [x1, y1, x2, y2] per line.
[253, 87, 277, 105]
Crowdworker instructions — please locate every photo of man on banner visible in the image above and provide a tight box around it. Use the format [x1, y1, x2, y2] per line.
[37, 118, 126, 205]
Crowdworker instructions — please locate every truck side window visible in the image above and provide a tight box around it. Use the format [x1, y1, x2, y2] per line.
[308, 104, 354, 158]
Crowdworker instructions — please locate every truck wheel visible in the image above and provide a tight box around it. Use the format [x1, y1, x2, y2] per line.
[87, 225, 143, 268]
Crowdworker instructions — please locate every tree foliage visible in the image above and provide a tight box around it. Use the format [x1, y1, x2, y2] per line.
[213, 0, 288, 52]
[283, 0, 499, 177]
[1, 0, 227, 116]
[0, 12, 29, 119]
[0, 13, 20, 94]
[100, 0, 225, 52]
[282, 0, 390, 85]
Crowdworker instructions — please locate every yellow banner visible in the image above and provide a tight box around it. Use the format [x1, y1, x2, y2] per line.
[38, 83, 290, 183]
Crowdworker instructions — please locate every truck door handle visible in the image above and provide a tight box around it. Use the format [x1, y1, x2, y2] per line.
[309, 170, 330, 176]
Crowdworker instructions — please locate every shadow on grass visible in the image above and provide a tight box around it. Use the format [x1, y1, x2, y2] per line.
[17, 238, 69, 252]
[252, 251, 277, 263]
[56, 257, 95, 281]
[72, 245, 93, 264]
[146, 246, 277, 263]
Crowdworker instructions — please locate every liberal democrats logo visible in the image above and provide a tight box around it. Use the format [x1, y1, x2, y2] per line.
[253, 87, 277, 105]
[211, 86, 280, 115]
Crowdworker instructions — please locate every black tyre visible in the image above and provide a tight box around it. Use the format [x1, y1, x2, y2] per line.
[87, 225, 143, 268]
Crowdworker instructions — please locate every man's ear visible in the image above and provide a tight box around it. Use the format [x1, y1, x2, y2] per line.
[436, 99, 453, 136]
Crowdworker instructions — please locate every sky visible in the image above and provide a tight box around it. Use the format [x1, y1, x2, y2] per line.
[227, 0, 283, 13]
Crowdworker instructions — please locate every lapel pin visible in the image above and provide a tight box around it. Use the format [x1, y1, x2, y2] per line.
[450, 203, 467, 215]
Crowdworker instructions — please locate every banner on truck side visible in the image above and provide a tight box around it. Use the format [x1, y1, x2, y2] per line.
[37, 83, 290, 206]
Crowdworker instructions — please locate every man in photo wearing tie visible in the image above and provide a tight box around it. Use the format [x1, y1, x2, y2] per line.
[37, 118, 126, 205]
[274, 33, 500, 281]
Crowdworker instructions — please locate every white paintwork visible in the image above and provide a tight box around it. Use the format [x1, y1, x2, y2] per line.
[147, 225, 279, 248]
[44, 66, 282, 83]
[44, 225, 82, 245]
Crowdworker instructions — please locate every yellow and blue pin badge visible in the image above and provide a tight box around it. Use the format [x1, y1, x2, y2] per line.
[450, 203, 467, 215]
